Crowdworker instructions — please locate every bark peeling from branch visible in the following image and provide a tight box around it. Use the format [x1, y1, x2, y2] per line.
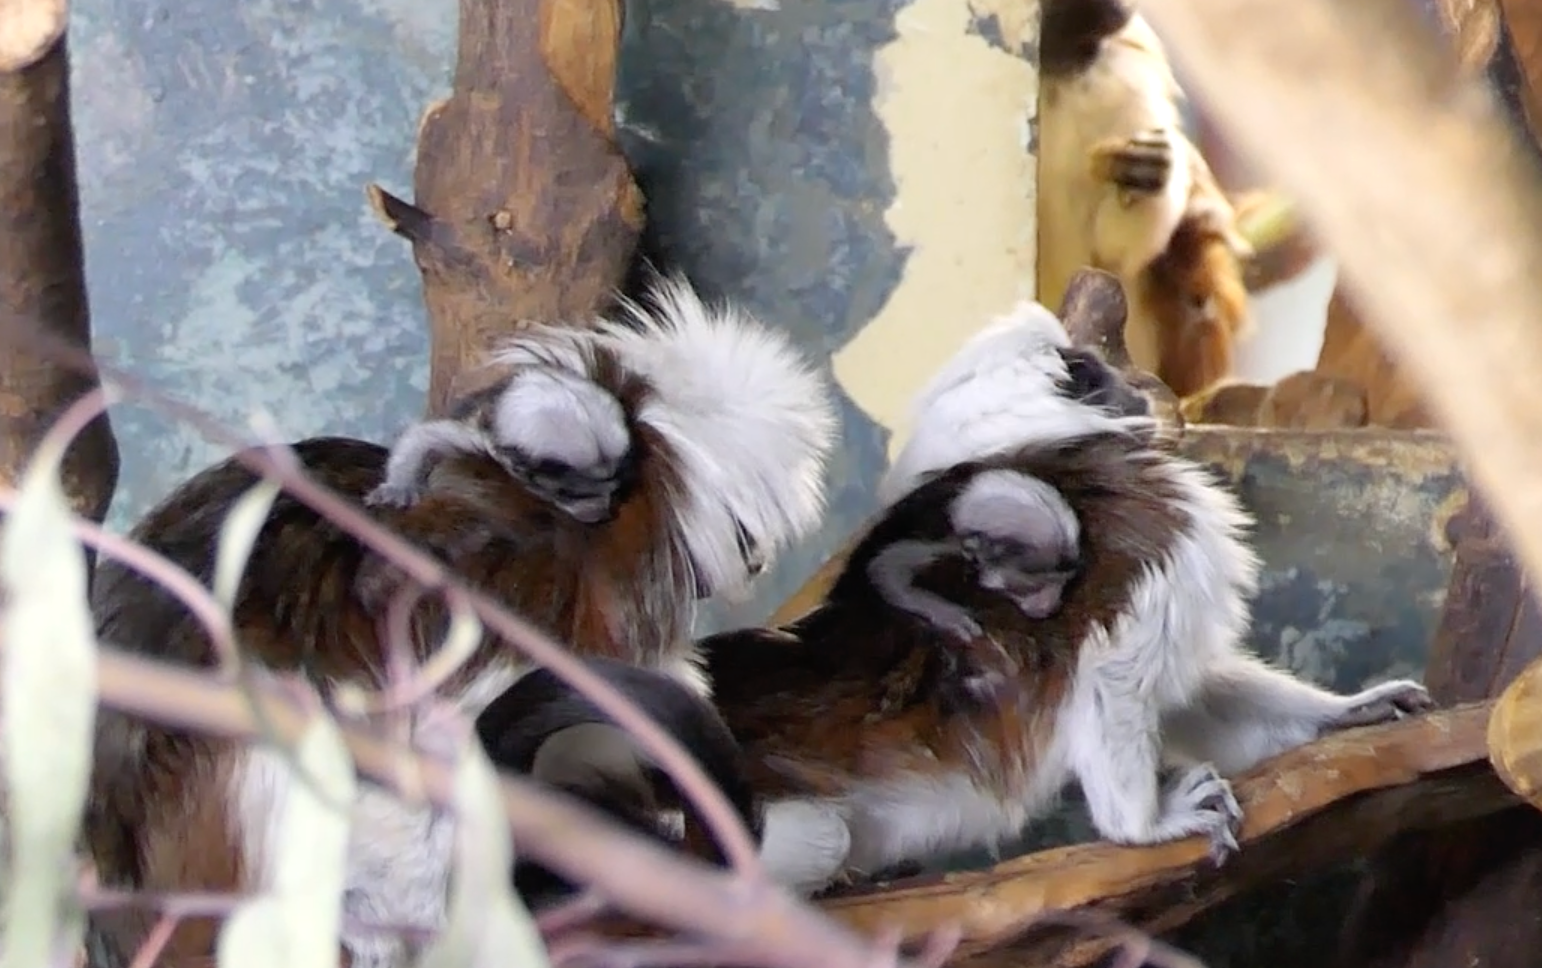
[371, 0, 645, 416]
[0, 0, 120, 527]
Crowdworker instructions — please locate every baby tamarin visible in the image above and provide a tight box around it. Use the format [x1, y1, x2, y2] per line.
[1036, 0, 1252, 399]
[867, 469, 1082, 703]
[703, 286, 1433, 896]
[83, 274, 836, 968]
[475, 656, 763, 911]
[869, 469, 1082, 641]
[366, 368, 631, 524]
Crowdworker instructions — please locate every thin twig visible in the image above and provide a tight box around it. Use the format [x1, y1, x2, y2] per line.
[90, 646, 920, 968]
[537, 890, 612, 939]
[18, 329, 764, 878]
[0, 489, 241, 672]
[124, 913, 179, 968]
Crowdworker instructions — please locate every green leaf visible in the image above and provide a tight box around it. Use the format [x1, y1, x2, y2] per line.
[216, 714, 355, 968]
[415, 733, 550, 968]
[0, 439, 99, 968]
[212, 478, 282, 613]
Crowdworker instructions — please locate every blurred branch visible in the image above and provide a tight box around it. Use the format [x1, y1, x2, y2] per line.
[91, 646, 923, 968]
[1134, 0, 1542, 605]
[1489, 653, 1542, 810]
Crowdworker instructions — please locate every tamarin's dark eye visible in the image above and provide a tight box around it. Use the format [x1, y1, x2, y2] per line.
[1055, 347, 1115, 401]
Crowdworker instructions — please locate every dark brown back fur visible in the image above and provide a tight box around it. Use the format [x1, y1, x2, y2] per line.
[87, 355, 710, 963]
[702, 431, 1189, 800]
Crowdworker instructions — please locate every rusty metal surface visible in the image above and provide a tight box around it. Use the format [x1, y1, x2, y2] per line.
[1179, 427, 1465, 698]
[1163, 428, 1465, 967]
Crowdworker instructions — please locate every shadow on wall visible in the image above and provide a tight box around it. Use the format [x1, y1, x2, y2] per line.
[616, 0, 911, 631]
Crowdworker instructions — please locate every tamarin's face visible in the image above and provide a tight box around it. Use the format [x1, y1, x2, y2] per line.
[960, 532, 1079, 619]
[1055, 346, 1152, 419]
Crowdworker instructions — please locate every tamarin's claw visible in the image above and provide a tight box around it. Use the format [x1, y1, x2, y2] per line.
[365, 481, 423, 509]
[1330, 679, 1436, 730]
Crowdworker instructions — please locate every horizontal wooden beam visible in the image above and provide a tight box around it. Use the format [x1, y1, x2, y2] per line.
[817, 704, 1509, 964]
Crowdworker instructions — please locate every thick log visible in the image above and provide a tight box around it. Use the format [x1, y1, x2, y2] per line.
[816, 705, 1506, 966]
[0, 0, 119, 526]
[367, 0, 644, 416]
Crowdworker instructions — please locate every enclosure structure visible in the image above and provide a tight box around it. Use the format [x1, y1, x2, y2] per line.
[6, 0, 1542, 966]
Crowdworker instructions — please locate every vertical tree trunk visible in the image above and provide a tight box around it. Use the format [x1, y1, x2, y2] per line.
[368, 0, 645, 417]
[0, 0, 120, 531]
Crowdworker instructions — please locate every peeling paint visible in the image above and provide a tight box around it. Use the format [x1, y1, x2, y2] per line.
[830, 0, 1040, 458]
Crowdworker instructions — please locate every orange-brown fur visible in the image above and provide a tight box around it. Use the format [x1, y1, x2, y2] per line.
[85, 374, 709, 965]
[1139, 214, 1250, 399]
[1036, 0, 1252, 402]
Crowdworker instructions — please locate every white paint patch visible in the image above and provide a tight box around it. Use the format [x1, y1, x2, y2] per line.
[832, 0, 1041, 457]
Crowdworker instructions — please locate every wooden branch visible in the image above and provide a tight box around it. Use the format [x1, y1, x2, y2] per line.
[1179, 370, 1370, 429]
[1132, 0, 1542, 624]
[369, 0, 645, 416]
[815, 705, 1508, 966]
[0, 0, 119, 526]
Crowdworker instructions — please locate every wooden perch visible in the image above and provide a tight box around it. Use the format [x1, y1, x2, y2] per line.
[0, 0, 119, 526]
[368, 0, 645, 416]
[815, 705, 1509, 966]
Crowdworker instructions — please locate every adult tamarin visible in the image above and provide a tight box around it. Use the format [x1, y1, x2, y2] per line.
[701, 283, 1432, 896]
[1036, 0, 1253, 399]
[474, 657, 763, 911]
[83, 274, 837, 967]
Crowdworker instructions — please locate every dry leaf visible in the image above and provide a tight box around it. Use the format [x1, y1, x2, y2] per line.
[415, 733, 549, 968]
[0, 439, 98, 968]
[412, 603, 483, 702]
[212, 478, 281, 612]
[216, 715, 356, 968]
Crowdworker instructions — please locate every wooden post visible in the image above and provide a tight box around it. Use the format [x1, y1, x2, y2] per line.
[367, 0, 645, 416]
[0, 0, 120, 529]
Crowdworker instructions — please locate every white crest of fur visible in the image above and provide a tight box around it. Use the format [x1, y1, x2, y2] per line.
[488, 277, 838, 599]
[880, 299, 1153, 504]
[491, 368, 631, 473]
[951, 469, 1080, 547]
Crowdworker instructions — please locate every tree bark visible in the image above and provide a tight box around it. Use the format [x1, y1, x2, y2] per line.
[0, 0, 120, 528]
[367, 0, 645, 417]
